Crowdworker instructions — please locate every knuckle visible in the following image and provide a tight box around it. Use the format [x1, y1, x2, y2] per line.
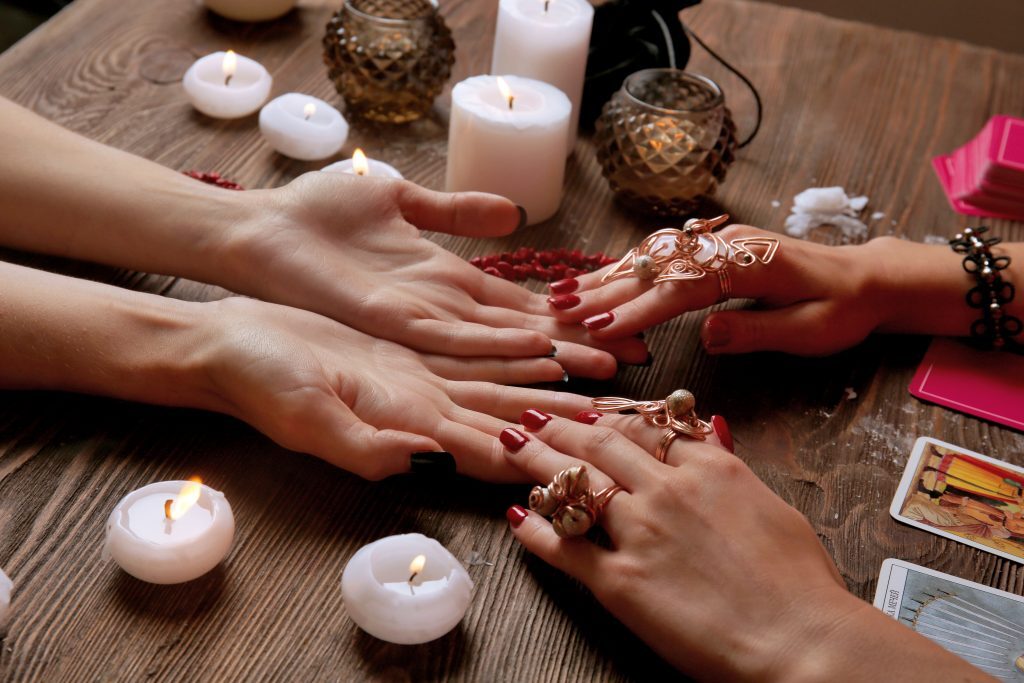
[585, 425, 621, 452]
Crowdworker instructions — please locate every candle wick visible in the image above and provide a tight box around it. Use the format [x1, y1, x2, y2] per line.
[408, 571, 419, 583]
[224, 74, 232, 87]
[508, 95, 514, 111]
[544, 0, 549, 11]
[164, 499, 173, 520]
[304, 112, 312, 120]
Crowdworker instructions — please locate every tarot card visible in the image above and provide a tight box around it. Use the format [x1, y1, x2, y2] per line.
[874, 558, 1024, 681]
[891, 437, 1024, 564]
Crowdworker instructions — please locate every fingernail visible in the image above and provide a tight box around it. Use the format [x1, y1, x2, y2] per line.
[549, 278, 579, 295]
[546, 345, 558, 358]
[499, 427, 529, 452]
[711, 415, 734, 453]
[582, 312, 614, 330]
[574, 411, 601, 424]
[546, 294, 580, 310]
[506, 504, 528, 528]
[520, 409, 552, 430]
[702, 317, 730, 350]
[409, 451, 457, 476]
[515, 205, 528, 230]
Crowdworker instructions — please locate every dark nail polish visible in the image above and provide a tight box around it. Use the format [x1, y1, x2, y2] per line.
[520, 409, 551, 430]
[499, 427, 529, 452]
[582, 312, 615, 330]
[712, 415, 734, 453]
[546, 345, 558, 358]
[546, 294, 581, 310]
[549, 278, 579, 295]
[409, 451, 457, 476]
[515, 205, 528, 230]
[703, 316, 730, 349]
[635, 330, 646, 340]
[507, 505, 528, 528]
[574, 411, 601, 425]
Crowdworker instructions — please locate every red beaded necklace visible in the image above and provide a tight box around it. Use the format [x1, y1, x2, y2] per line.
[469, 247, 616, 282]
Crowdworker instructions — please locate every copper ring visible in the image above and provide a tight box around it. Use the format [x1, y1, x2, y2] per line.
[528, 465, 622, 537]
[717, 268, 732, 302]
[591, 389, 713, 462]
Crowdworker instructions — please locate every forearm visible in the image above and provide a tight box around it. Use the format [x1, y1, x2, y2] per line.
[0, 97, 256, 283]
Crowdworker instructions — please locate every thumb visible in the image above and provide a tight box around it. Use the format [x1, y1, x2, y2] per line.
[701, 303, 856, 356]
[396, 182, 525, 237]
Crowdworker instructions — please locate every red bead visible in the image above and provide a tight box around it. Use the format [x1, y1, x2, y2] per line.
[483, 266, 503, 277]
[469, 256, 483, 267]
[496, 261, 515, 277]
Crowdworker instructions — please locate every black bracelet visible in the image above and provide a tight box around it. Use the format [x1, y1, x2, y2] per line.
[949, 226, 1022, 351]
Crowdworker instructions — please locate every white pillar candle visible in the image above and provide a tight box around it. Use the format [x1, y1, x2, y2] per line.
[445, 75, 570, 225]
[259, 93, 349, 161]
[105, 479, 234, 585]
[322, 148, 404, 179]
[182, 50, 272, 119]
[204, 0, 296, 22]
[341, 533, 473, 644]
[490, 0, 594, 153]
[0, 568, 11, 628]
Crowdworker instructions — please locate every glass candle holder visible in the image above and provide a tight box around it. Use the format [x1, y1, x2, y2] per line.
[594, 69, 736, 217]
[322, 0, 455, 124]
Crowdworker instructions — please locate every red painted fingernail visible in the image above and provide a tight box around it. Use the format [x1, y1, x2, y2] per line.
[500, 427, 529, 452]
[712, 415, 734, 453]
[520, 409, 552, 431]
[549, 278, 579, 295]
[546, 294, 580, 310]
[574, 411, 601, 425]
[702, 316, 730, 350]
[582, 311, 615, 330]
[507, 505, 528, 528]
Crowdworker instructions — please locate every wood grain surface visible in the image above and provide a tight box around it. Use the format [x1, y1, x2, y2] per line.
[1, 0, 1023, 680]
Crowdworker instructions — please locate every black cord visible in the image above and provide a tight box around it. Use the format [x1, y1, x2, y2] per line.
[682, 23, 763, 148]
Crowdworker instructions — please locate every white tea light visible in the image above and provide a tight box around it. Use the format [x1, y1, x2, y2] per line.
[491, 0, 594, 152]
[182, 50, 272, 119]
[0, 568, 11, 628]
[322, 148, 403, 179]
[105, 478, 234, 584]
[341, 533, 473, 644]
[204, 0, 296, 22]
[259, 93, 349, 161]
[445, 75, 570, 225]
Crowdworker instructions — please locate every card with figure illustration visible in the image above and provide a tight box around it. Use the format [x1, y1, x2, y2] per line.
[891, 437, 1024, 564]
[873, 559, 1024, 681]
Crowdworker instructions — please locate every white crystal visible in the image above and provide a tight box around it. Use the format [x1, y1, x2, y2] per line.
[784, 186, 870, 242]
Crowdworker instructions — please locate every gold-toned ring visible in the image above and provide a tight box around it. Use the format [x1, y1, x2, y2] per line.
[528, 465, 622, 537]
[591, 389, 713, 462]
[717, 268, 732, 302]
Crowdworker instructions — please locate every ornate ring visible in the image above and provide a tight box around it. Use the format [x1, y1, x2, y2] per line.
[601, 214, 779, 286]
[591, 389, 713, 462]
[528, 465, 622, 537]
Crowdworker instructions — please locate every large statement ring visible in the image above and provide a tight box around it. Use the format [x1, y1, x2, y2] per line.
[601, 214, 779, 290]
[528, 465, 622, 538]
[591, 389, 713, 463]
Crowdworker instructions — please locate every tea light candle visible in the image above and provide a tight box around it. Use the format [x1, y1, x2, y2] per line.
[341, 533, 473, 644]
[0, 568, 11, 628]
[322, 148, 404, 179]
[105, 478, 234, 584]
[182, 50, 272, 119]
[445, 75, 570, 225]
[259, 93, 349, 161]
[491, 0, 594, 152]
[204, 0, 296, 22]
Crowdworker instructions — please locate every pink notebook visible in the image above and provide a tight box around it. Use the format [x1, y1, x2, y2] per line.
[909, 338, 1024, 431]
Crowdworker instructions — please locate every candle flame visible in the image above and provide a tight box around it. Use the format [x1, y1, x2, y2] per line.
[408, 554, 426, 581]
[222, 50, 237, 86]
[352, 148, 369, 176]
[303, 102, 317, 120]
[496, 76, 514, 110]
[167, 476, 203, 520]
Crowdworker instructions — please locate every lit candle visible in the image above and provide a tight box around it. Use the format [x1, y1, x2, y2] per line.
[321, 148, 404, 179]
[259, 93, 349, 161]
[341, 533, 473, 644]
[490, 0, 594, 153]
[445, 75, 570, 225]
[105, 478, 235, 584]
[182, 50, 272, 119]
[0, 568, 11, 628]
[203, 0, 296, 22]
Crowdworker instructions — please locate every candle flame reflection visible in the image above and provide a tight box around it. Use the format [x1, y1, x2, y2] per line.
[222, 50, 237, 86]
[303, 102, 317, 120]
[168, 476, 203, 520]
[496, 76, 514, 111]
[352, 148, 369, 176]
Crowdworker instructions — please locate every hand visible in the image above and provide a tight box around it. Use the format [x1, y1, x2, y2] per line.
[193, 297, 593, 481]
[221, 173, 648, 377]
[545, 227, 978, 356]
[498, 413, 990, 681]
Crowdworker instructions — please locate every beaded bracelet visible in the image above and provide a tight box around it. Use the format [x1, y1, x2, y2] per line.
[949, 226, 1022, 351]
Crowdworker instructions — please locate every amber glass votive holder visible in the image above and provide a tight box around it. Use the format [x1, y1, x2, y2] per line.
[595, 69, 737, 217]
[322, 0, 455, 124]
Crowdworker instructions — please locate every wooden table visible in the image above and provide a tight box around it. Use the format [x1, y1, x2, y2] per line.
[1, 0, 1023, 680]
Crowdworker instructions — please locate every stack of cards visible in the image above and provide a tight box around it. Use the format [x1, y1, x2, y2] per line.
[932, 115, 1024, 220]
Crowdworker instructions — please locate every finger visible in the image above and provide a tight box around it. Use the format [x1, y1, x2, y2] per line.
[396, 182, 523, 237]
[432, 418, 524, 482]
[499, 425, 619, 492]
[546, 277, 655, 324]
[445, 382, 593, 421]
[700, 302, 851, 356]
[406, 318, 553, 357]
[588, 413, 725, 463]
[581, 278, 720, 339]
[507, 508, 608, 586]
[420, 354, 565, 384]
[465, 268, 551, 315]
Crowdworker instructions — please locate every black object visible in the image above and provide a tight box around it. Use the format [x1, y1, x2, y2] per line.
[409, 451, 458, 477]
[949, 226, 1023, 351]
[581, 0, 700, 129]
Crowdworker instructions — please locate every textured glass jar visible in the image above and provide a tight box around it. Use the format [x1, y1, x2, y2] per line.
[322, 0, 455, 124]
[595, 69, 736, 216]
